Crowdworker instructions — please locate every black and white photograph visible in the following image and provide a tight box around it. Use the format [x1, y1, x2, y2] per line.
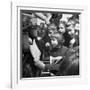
[10, 1, 89, 88]
[0, 0, 89, 89]
[21, 9, 80, 78]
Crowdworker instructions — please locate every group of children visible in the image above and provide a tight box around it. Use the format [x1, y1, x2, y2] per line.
[22, 11, 80, 77]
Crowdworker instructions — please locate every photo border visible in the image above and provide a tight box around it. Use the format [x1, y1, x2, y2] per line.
[11, 2, 88, 88]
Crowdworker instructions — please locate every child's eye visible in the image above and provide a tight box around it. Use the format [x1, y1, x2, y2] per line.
[60, 27, 63, 29]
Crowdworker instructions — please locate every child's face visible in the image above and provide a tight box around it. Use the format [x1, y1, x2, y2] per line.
[51, 33, 63, 48]
[74, 23, 80, 35]
[30, 17, 37, 25]
[67, 20, 76, 35]
[48, 24, 57, 37]
[51, 37, 58, 48]
[67, 22, 75, 38]
[58, 23, 65, 33]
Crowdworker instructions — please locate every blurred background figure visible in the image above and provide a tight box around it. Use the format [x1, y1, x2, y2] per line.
[67, 14, 80, 48]
[60, 14, 73, 23]
[50, 13, 62, 26]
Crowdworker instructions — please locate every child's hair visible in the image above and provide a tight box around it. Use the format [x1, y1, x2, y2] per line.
[58, 21, 67, 30]
[59, 21, 66, 26]
[68, 14, 79, 25]
[47, 23, 57, 30]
